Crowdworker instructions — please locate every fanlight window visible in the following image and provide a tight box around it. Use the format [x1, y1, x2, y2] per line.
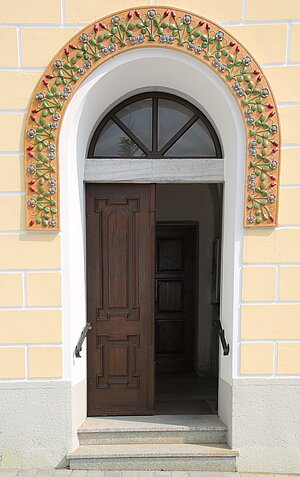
[88, 93, 222, 159]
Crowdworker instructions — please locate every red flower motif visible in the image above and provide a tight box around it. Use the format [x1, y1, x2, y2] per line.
[43, 79, 48, 86]
[135, 10, 141, 18]
[30, 115, 36, 121]
[46, 74, 54, 79]
[236, 45, 240, 52]
[199, 20, 205, 26]
[270, 182, 276, 188]
[206, 23, 210, 30]
[171, 10, 176, 18]
[64, 48, 69, 55]
[27, 146, 34, 151]
[164, 10, 170, 16]
[29, 186, 35, 192]
[128, 11, 133, 18]
[29, 220, 35, 227]
[230, 41, 236, 47]
[253, 70, 260, 75]
[28, 180, 36, 185]
[270, 175, 276, 181]
[257, 75, 263, 82]
[272, 141, 279, 147]
[269, 216, 275, 222]
[269, 111, 276, 117]
[28, 152, 34, 157]
[272, 148, 279, 153]
[99, 21, 106, 28]
[94, 23, 99, 32]
[69, 44, 76, 49]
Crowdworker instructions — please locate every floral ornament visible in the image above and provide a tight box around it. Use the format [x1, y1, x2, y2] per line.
[53, 59, 63, 69]
[36, 92, 45, 102]
[28, 198, 37, 207]
[147, 9, 157, 19]
[27, 164, 36, 174]
[25, 7, 280, 229]
[80, 32, 89, 43]
[215, 31, 225, 41]
[111, 15, 121, 25]
[182, 14, 192, 24]
[27, 128, 36, 138]
[243, 55, 252, 66]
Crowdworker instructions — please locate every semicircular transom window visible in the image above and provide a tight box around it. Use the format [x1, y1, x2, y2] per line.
[88, 93, 222, 159]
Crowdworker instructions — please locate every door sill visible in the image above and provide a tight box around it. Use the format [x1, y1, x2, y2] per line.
[88, 410, 154, 417]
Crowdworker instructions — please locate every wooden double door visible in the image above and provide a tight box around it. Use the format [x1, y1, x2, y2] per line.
[86, 184, 197, 416]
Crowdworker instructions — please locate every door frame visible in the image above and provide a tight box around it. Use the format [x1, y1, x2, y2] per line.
[59, 47, 245, 444]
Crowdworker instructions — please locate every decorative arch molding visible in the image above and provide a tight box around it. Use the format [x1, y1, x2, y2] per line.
[24, 6, 280, 230]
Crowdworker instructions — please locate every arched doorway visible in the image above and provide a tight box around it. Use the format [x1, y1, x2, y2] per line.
[59, 45, 245, 444]
[86, 92, 223, 416]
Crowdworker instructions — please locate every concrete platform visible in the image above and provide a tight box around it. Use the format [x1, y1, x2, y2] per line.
[78, 415, 227, 445]
[0, 471, 297, 477]
[68, 443, 238, 471]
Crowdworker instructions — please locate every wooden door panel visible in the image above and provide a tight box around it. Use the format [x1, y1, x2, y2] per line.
[156, 319, 184, 353]
[97, 334, 139, 388]
[86, 184, 155, 416]
[95, 197, 139, 319]
[157, 279, 184, 312]
[155, 224, 197, 374]
[157, 239, 184, 271]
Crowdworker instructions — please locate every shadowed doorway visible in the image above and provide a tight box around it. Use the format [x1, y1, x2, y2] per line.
[155, 184, 222, 415]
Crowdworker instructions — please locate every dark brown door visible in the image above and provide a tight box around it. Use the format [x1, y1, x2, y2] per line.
[155, 223, 197, 374]
[86, 183, 156, 416]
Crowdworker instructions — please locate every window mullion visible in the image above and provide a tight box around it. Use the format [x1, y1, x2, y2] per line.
[159, 114, 199, 156]
[112, 115, 151, 156]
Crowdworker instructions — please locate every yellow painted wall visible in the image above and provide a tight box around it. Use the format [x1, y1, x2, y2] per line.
[0, 0, 299, 379]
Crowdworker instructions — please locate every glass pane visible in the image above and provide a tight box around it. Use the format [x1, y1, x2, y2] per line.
[158, 99, 194, 150]
[116, 98, 152, 150]
[164, 119, 217, 157]
[93, 119, 145, 157]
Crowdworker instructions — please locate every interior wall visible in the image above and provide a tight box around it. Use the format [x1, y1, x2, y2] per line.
[156, 183, 221, 376]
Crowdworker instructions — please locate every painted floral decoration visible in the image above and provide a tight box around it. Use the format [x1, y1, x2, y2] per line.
[25, 7, 280, 229]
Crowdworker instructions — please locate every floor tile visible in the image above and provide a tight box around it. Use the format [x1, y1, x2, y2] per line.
[0, 472, 19, 477]
[17, 471, 37, 477]
[86, 472, 104, 477]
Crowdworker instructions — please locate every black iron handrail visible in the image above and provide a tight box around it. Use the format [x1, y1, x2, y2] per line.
[214, 319, 230, 356]
[75, 322, 92, 358]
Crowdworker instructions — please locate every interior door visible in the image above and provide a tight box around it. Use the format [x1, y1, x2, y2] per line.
[155, 223, 197, 374]
[86, 183, 156, 416]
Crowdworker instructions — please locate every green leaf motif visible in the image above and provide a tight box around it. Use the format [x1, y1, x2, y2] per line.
[25, 9, 279, 228]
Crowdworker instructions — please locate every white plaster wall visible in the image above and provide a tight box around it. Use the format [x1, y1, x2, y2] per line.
[0, 382, 72, 468]
[218, 378, 233, 448]
[219, 377, 300, 472]
[232, 379, 300, 472]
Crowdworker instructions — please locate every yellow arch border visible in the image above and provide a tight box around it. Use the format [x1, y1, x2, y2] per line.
[24, 6, 280, 230]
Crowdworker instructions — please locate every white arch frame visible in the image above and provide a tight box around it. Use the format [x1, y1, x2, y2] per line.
[59, 48, 245, 448]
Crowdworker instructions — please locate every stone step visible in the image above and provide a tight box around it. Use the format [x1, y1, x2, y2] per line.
[68, 443, 238, 471]
[78, 415, 227, 445]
